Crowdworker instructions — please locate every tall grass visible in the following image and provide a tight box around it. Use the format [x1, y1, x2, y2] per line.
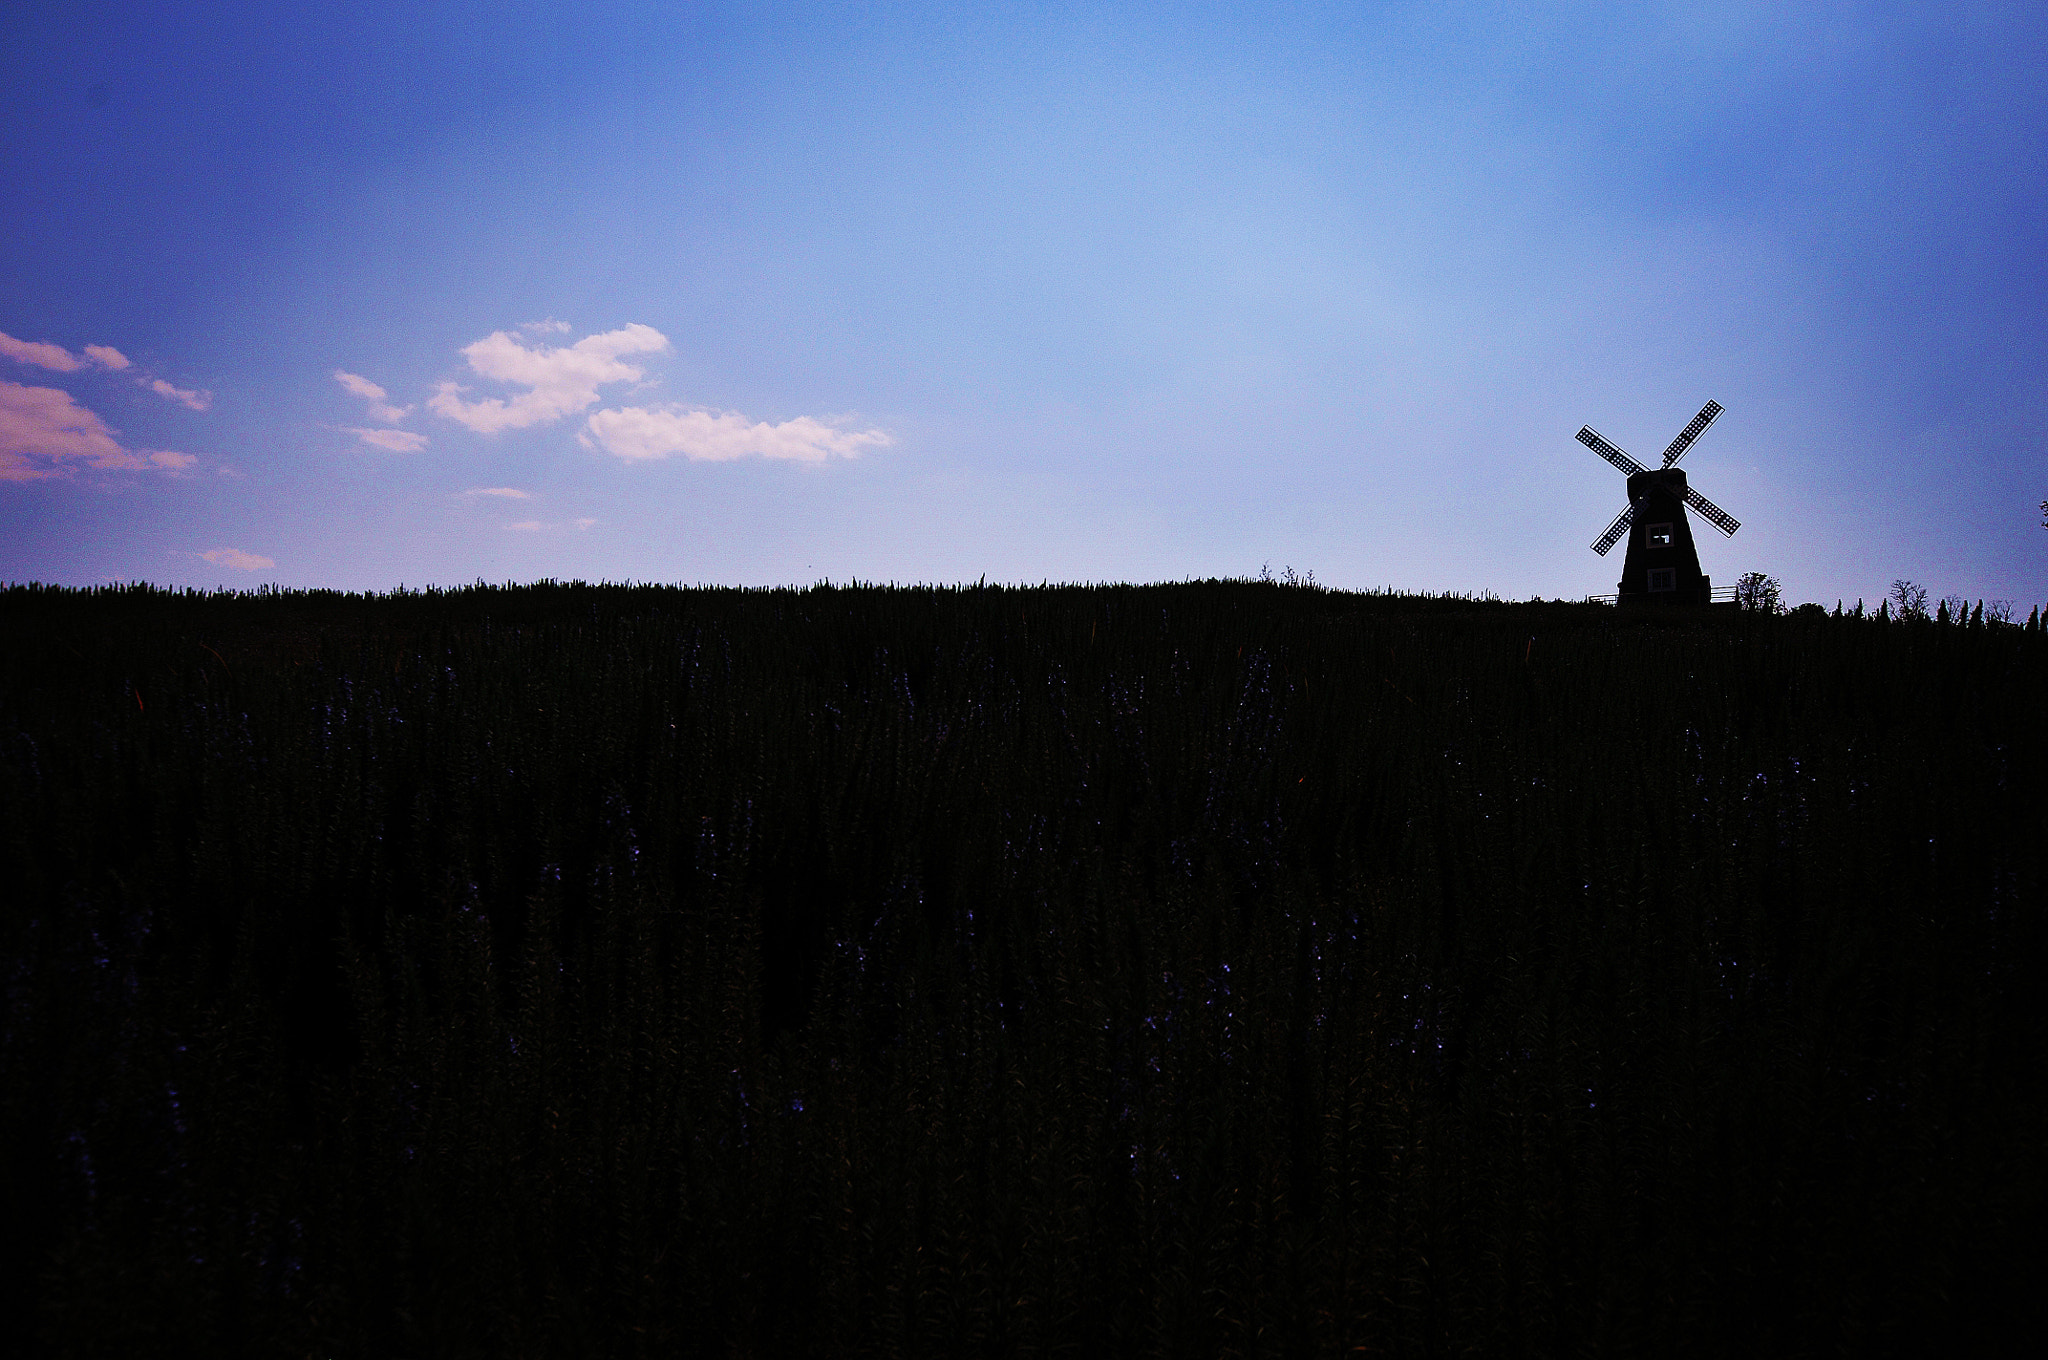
[3, 580, 2043, 1356]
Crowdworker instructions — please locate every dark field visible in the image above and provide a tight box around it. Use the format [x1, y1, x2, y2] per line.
[4, 580, 2044, 1357]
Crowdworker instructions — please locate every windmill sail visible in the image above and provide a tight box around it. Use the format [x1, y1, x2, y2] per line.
[1576, 427, 1645, 477]
[1683, 486, 1740, 536]
[1592, 505, 1633, 556]
[1660, 401, 1723, 468]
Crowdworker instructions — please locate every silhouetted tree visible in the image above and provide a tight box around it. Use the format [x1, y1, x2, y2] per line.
[1734, 571, 1782, 613]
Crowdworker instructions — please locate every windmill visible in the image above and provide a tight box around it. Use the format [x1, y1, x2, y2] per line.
[1577, 401, 1741, 605]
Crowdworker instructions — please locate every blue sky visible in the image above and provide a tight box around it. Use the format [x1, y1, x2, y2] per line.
[4, 1, 2043, 604]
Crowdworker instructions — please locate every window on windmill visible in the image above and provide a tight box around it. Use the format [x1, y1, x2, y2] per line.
[1648, 568, 1678, 593]
[1646, 522, 1674, 548]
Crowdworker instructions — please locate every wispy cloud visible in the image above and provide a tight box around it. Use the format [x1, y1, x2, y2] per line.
[3, 333, 73, 372]
[0, 380, 190, 480]
[148, 377, 211, 411]
[4, 331, 212, 419]
[583, 406, 894, 463]
[462, 486, 532, 499]
[334, 370, 430, 449]
[199, 547, 274, 571]
[499, 514, 594, 532]
[348, 427, 429, 452]
[334, 370, 410, 423]
[2, 335, 83, 371]
[0, 333, 137, 373]
[429, 324, 668, 434]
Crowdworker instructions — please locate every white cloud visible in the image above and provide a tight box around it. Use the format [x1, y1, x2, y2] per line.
[428, 323, 668, 434]
[199, 547, 274, 571]
[573, 517, 597, 530]
[463, 486, 532, 499]
[506, 520, 546, 531]
[148, 377, 211, 411]
[0, 379, 191, 480]
[334, 370, 410, 423]
[83, 345, 130, 370]
[582, 405, 894, 463]
[521, 319, 572, 334]
[0, 332, 85, 372]
[348, 427, 430, 452]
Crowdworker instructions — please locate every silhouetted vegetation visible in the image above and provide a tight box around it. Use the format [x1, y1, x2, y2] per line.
[1732, 571, 1781, 613]
[4, 579, 2044, 1357]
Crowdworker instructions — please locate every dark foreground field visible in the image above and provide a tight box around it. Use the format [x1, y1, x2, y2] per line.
[4, 581, 2044, 1357]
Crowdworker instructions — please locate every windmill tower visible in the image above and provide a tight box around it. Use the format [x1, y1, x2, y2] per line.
[1577, 401, 1742, 606]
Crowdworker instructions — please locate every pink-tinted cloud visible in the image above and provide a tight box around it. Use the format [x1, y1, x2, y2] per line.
[0, 333, 138, 373]
[148, 378, 211, 411]
[462, 486, 532, 499]
[1, 379, 142, 479]
[582, 405, 894, 463]
[0, 332, 85, 372]
[334, 370, 410, 423]
[506, 520, 546, 531]
[0, 380, 196, 480]
[199, 547, 274, 571]
[334, 371, 387, 401]
[429, 323, 668, 434]
[348, 427, 429, 452]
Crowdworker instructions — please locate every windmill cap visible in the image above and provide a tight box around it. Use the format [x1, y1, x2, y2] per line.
[1627, 466, 1688, 500]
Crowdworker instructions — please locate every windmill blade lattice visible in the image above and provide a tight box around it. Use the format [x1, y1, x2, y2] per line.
[1576, 427, 1645, 477]
[1592, 505, 1633, 556]
[1683, 486, 1741, 537]
[1659, 400, 1723, 468]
